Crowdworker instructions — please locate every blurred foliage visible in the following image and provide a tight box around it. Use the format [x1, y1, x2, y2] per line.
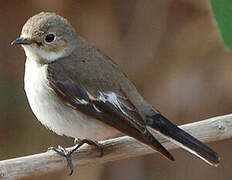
[210, 0, 232, 49]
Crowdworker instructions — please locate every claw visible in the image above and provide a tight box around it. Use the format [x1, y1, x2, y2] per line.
[93, 141, 104, 157]
[48, 145, 76, 175]
[48, 139, 104, 175]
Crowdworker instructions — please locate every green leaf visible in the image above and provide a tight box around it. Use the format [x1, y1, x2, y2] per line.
[210, 0, 232, 50]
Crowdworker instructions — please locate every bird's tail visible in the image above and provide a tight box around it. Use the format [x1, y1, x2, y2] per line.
[146, 113, 219, 166]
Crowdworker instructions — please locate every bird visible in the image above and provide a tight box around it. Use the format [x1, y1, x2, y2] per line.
[11, 12, 219, 175]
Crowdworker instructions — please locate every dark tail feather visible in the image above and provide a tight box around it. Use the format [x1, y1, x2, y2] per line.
[144, 131, 175, 161]
[146, 114, 219, 166]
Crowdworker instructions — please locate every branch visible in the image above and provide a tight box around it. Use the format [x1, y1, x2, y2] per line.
[0, 114, 232, 180]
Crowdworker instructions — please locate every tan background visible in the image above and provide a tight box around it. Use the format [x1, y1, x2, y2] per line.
[0, 0, 232, 179]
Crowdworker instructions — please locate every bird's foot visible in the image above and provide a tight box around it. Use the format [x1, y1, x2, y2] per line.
[48, 145, 75, 175]
[48, 138, 104, 175]
[76, 139, 104, 157]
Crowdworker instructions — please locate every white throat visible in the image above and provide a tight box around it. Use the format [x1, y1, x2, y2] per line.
[22, 45, 65, 63]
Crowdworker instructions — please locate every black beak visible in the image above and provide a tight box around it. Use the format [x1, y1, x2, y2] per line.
[11, 37, 33, 45]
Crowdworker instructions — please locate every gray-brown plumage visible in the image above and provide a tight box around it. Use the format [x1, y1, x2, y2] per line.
[47, 38, 174, 160]
[12, 12, 219, 172]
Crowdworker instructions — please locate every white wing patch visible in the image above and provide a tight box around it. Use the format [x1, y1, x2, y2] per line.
[97, 92, 136, 120]
[74, 97, 89, 105]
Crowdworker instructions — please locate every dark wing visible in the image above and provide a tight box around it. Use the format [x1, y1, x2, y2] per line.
[47, 61, 174, 161]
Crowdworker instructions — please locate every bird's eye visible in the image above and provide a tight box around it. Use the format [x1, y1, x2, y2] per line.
[45, 34, 55, 43]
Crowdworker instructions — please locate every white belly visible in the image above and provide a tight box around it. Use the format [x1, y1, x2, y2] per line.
[24, 59, 119, 141]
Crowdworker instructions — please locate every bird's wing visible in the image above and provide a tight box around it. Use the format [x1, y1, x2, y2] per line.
[47, 60, 174, 161]
[47, 45, 219, 166]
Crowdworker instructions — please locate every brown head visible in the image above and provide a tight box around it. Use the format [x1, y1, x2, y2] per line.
[12, 12, 78, 63]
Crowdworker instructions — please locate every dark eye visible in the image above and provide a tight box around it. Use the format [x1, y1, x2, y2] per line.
[45, 34, 55, 43]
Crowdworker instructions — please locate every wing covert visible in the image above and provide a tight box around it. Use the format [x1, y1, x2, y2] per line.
[47, 62, 145, 133]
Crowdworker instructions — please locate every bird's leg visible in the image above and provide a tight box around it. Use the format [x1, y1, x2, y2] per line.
[48, 138, 104, 175]
[74, 139, 104, 157]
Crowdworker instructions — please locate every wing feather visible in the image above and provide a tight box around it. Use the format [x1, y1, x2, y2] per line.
[47, 59, 174, 161]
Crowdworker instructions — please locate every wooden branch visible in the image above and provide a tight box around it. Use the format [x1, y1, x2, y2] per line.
[0, 114, 232, 180]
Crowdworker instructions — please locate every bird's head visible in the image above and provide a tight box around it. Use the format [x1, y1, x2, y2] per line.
[11, 12, 77, 63]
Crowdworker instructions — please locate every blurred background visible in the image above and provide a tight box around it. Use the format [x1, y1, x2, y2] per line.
[0, 0, 232, 179]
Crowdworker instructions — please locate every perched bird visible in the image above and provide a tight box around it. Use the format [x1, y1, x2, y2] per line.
[12, 12, 219, 174]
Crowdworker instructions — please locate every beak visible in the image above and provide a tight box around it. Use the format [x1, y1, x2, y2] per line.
[11, 37, 33, 46]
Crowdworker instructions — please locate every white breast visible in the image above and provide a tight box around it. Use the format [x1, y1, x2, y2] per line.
[24, 58, 120, 141]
